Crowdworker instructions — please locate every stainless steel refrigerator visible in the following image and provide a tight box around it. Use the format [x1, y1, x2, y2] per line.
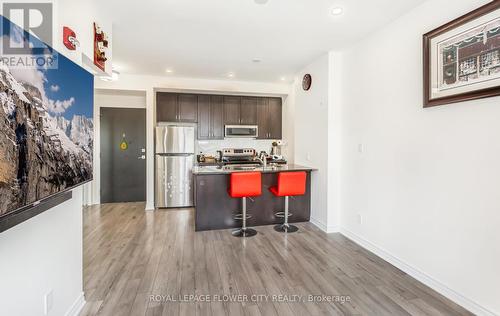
[155, 125, 195, 208]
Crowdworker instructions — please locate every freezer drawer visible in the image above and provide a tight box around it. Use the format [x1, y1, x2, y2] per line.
[155, 155, 194, 208]
[155, 126, 195, 154]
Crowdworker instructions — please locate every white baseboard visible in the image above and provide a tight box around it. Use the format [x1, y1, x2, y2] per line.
[340, 227, 497, 316]
[310, 216, 339, 233]
[65, 292, 86, 316]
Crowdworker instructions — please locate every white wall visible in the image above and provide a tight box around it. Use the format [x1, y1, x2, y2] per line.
[282, 94, 295, 164]
[95, 74, 290, 210]
[339, 0, 499, 315]
[95, 89, 147, 109]
[290, 53, 341, 232]
[54, 0, 113, 75]
[0, 187, 84, 316]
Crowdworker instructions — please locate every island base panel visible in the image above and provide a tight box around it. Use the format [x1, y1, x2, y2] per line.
[194, 172, 311, 231]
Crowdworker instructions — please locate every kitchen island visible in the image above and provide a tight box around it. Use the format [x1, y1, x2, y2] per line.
[192, 164, 315, 231]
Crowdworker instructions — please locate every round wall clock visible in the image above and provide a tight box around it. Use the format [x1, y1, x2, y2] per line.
[302, 74, 312, 91]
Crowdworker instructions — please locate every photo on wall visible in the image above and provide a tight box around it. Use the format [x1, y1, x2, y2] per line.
[439, 20, 499, 90]
[0, 15, 94, 223]
[423, 1, 500, 107]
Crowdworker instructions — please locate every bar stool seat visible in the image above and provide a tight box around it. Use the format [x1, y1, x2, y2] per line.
[228, 172, 262, 237]
[269, 171, 306, 233]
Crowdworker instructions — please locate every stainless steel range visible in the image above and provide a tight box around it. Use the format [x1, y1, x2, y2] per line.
[221, 148, 258, 165]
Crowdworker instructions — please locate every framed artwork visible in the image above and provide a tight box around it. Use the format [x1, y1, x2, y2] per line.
[423, 1, 500, 107]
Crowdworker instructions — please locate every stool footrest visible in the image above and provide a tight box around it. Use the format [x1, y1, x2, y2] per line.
[234, 213, 252, 220]
[275, 211, 293, 218]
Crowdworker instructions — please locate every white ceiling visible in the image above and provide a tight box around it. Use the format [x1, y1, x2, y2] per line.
[97, 0, 426, 82]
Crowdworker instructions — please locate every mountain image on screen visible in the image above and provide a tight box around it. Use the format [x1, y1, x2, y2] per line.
[0, 16, 93, 217]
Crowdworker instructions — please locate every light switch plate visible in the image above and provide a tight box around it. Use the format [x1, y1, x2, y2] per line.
[357, 144, 364, 153]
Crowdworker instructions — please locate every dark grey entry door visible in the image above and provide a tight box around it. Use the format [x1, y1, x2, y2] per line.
[100, 107, 146, 203]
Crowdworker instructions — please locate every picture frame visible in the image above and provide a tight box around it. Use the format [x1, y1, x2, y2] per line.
[423, 1, 500, 107]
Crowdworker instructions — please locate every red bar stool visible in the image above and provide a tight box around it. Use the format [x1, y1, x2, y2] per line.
[228, 172, 262, 237]
[269, 171, 307, 233]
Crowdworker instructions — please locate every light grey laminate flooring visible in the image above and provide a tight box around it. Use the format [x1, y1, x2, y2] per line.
[80, 202, 472, 316]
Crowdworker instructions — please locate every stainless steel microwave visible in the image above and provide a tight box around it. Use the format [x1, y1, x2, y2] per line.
[224, 125, 258, 138]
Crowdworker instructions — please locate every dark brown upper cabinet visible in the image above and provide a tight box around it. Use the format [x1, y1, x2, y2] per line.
[178, 94, 198, 122]
[223, 96, 241, 125]
[156, 92, 198, 123]
[157, 92, 282, 140]
[240, 97, 258, 125]
[223, 96, 258, 125]
[268, 97, 282, 139]
[257, 97, 282, 139]
[198, 95, 224, 140]
[156, 92, 178, 122]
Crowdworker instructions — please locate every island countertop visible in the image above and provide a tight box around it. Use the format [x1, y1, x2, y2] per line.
[192, 164, 316, 175]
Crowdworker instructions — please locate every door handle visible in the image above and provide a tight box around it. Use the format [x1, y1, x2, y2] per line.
[138, 155, 146, 160]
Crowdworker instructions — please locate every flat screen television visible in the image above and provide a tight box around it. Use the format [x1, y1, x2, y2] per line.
[0, 15, 94, 232]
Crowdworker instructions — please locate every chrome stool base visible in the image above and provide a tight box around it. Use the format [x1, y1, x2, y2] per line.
[232, 228, 258, 237]
[232, 197, 258, 237]
[274, 224, 299, 233]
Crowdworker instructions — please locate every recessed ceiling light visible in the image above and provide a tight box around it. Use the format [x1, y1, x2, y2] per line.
[166, 68, 173, 73]
[227, 72, 235, 78]
[280, 77, 286, 81]
[254, 0, 269, 4]
[330, 6, 344, 16]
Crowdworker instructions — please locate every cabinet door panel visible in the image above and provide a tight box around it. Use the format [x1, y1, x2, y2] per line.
[178, 94, 198, 122]
[223, 96, 241, 125]
[157, 93, 178, 122]
[210, 96, 224, 139]
[268, 97, 282, 139]
[256, 97, 269, 139]
[240, 97, 258, 125]
[197, 95, 210, 139]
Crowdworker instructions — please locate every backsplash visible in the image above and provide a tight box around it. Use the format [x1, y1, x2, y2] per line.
[197, 139, 288, 157]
